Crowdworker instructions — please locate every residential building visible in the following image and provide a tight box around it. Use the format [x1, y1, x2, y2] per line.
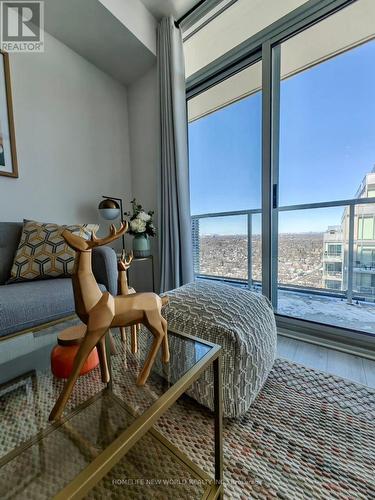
[322, 225, 343, 291]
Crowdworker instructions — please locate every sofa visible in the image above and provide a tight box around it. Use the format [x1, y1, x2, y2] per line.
[0, 222, 118, 339]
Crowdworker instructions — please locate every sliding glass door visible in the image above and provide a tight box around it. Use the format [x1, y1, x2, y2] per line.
[271, 0, 375, 335]
[188, 59, 263, 289]
[186, 0, 375, 343]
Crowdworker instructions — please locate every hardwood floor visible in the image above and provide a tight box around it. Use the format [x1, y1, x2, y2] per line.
[277, 335, 375, 388]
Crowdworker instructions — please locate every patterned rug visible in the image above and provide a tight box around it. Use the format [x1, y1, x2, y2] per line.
[155, 359, 375, 500]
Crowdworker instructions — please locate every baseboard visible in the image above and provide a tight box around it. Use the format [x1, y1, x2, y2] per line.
[277, 327, 375, 361]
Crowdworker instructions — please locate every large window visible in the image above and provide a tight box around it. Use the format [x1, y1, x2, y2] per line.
[273, 0, 375, 334]
[189, 61, 262, 288]
[187, 0, 375, 340]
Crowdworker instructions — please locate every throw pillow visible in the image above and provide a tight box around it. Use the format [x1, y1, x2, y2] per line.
[8, 220, 99, 282]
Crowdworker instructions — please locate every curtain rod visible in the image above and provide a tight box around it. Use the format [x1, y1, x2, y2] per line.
[175, 0, 209, 28]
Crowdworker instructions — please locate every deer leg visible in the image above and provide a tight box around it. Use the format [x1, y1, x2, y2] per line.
[161, 317, 170, 363]
[136, 315, 164, 386]
[97, 336, 110, 383]
[49, 294, 114, 421]
[109, 330, 116, 355]
[49, 327, 106, 421]
[131, 325, 138, 354]
[119, 326, 127, 343]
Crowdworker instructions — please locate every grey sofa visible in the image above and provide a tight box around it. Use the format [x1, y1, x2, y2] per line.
[0, 222, 118, 338]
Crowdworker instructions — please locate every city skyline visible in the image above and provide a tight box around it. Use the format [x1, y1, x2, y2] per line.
[189, 39, 375, 235]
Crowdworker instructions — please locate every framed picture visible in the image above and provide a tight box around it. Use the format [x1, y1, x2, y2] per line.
[0, 51, 18, 178]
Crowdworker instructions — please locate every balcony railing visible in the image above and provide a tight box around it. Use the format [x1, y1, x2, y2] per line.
[191, 195, 375, 305]
[191, 208, 261, 289]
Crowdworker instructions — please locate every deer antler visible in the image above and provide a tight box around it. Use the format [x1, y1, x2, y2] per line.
[90, 222, 128, 247]
[118, 249, 133, 271]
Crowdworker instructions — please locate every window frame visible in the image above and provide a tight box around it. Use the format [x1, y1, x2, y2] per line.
[186, 0, 375, 353]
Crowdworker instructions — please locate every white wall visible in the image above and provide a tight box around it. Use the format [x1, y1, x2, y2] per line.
[127, 65, 160, 287]
[0, 31, 132, 240]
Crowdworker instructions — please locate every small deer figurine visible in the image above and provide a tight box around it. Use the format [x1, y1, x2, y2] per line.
[49, 223, 169, 421]
[117, 250, 140, 352]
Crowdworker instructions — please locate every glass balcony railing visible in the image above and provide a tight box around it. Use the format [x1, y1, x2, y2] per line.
[191, 209, 261, 291]
[191, 200, 375, 335]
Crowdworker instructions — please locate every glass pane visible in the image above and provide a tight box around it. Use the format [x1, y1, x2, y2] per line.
[277, 205, 375, 334]
[277, 207, 346, 292]
[194, 215, 248, 281]
[0, 323, 216, 497]
[353, 203, 375, 306]
[251, 213, 262, 287]
[184, 0, 309, 77]
[188, 62, 262, 290]
[362, 217, 374, 239]
[188, 62, 262, 215]
[278, 0, 375, 206]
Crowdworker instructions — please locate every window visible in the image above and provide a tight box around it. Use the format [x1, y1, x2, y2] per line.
[188, 61, 262, 287]
[325, 262, 342, 274]
[326, 244, 342, 256]
[187, 0, 375, 339]
[274, 0, 375, 334]
[358, 216, 375, 240]
[325, 280, 342, 290]
[358, 247, 375, 267]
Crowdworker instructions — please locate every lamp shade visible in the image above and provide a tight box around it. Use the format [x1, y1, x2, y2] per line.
[98, 198, 120, 220]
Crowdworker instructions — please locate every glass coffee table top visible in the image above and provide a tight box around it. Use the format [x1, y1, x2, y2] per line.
[0, 317, 219, 499]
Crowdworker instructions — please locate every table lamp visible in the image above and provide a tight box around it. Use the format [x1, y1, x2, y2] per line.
[98, 196, 125, 252]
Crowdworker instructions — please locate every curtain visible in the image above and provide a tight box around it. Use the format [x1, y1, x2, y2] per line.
[158, 16, 194, 292]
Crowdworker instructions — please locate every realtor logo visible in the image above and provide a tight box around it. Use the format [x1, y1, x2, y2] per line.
[0, 1, 44, 52]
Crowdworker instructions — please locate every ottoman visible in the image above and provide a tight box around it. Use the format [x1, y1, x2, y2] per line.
[161, 281, 277, 418]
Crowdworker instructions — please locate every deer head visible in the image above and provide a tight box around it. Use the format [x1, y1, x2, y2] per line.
[62, 222, 128, 252]
[118, 249, 134, 272]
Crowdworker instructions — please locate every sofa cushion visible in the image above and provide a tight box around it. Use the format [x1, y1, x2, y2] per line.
[0, 279, 107, 337]
[0, 279, 77, 337]
[8, 220, 98, 282]
[0, 222, 22, 284]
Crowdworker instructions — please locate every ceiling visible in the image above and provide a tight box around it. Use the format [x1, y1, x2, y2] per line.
[43, 0, 156, 86]
[140, 0, 200, 20]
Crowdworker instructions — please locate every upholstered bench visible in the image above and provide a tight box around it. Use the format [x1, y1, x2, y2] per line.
[159, 281, 277, 418]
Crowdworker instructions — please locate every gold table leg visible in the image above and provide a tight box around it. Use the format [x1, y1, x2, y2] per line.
[213, 354, 223, 499]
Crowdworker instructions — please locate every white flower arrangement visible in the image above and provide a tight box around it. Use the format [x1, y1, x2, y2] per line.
[126, 199, 156, 237]
[130, 218, 146, 233]
[137, 211, 151, 223]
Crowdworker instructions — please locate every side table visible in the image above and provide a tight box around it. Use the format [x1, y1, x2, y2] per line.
[128, 255, 155, 292]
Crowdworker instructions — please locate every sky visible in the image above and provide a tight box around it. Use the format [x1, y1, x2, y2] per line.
[188, 39, 375, 235]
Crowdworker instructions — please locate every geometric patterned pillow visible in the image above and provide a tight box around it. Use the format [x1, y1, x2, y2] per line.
[8, 220, 99, 282]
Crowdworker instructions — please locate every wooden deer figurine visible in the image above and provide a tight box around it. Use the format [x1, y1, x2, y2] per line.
[117, 250, 140, 353]
[49, 223, 169, 421]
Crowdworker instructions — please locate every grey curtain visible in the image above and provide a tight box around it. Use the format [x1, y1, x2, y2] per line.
[158, 16, 194, 292]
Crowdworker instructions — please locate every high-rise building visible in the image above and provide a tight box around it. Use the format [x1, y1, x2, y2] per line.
[192, 217, 200, 274]
[322, 167, 375, 300]
[322, 226, 343, 291]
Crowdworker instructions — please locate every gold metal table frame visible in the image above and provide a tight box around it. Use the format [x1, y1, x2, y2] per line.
[54, 328, 224, 499]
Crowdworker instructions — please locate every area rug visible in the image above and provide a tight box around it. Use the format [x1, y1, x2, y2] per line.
[156, 359, 375, 499]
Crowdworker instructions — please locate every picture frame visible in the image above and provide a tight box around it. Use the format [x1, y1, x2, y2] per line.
[0, 51, 18, 178]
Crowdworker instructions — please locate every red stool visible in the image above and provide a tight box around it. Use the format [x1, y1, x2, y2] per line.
[51, 325, 99, 379]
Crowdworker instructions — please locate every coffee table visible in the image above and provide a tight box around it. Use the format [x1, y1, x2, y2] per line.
[0, 317, 223, 499]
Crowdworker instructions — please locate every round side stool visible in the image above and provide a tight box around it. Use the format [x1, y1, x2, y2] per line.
[51, 324, 99, 379]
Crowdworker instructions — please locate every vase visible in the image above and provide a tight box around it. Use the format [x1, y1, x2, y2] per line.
[132, 234, 151, 257]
